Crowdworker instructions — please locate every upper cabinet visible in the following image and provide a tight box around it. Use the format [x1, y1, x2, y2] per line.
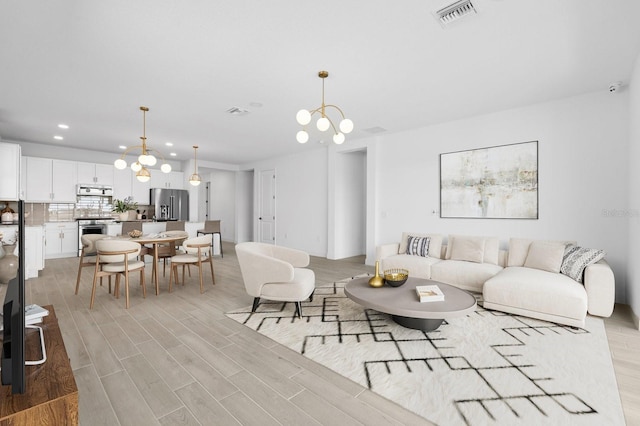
[113, 168, 150, 205]
[24, 157, 77, 203]
[0, 142, 21, 201]
[77, 162, 114, 186]
[152, 171, 184, 189]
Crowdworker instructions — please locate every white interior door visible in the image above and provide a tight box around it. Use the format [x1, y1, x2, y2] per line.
[258, 169, 276, 244]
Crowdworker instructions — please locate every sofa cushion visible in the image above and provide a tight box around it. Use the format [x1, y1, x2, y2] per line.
[445, 235, 500, 265]
[507, 238, 576, 267]
[449, 236, 485, 263]
[399, 233, 443, 259]
[381, 254, 440, 280]
[483, 267, 587, 322]
[523, 241, 566, 273]
[430, 260, 503, 292]
[561, 245, 606, 283]
[406, 235, 430, 257]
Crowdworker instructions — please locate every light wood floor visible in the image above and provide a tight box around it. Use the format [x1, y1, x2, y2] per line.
[21, 243, 640, 425]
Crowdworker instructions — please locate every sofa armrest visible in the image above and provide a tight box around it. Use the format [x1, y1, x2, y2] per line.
[584, 259, 615, 317]
[376, 243, 400, 261]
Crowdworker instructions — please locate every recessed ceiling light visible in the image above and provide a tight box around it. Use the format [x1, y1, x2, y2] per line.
[226, 106, 250, 115]
[170, 152, 177, 157]
[54, 135, 64, 140]
[58, 124, 69, 129]
[119, 145, 127, 149]
[165, 142, 173, 146]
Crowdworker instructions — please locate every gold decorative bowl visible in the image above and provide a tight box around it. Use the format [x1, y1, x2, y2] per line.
[128, 230, 143, 238]
[384, 269, 409, 287]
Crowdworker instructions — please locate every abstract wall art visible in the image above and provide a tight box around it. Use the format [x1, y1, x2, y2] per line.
[440, 141, 538, 219]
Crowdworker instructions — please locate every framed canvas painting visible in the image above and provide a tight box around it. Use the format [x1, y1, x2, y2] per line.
[440, 141, 538, 219]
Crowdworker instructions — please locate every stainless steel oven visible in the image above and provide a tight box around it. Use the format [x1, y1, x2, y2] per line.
[77, 218, 114, 256]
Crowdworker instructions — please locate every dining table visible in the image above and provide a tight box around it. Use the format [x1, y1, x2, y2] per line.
[112, 233, 187, 295]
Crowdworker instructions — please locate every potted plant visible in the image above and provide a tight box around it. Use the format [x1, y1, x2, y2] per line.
[112, 197, 138, 221]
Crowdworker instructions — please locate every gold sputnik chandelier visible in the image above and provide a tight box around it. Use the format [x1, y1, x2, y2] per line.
[296, 71, 353, 145]
[114, 106, 172, 182]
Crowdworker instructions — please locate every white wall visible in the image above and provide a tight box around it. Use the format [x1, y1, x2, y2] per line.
[332, 150, 366, 259]
[627, 52, 640, 326]
[246, 148, 328, 257]
[371, 90, 629, 302]
[235, 170, 254, 243]
[208, 169, 236, 242]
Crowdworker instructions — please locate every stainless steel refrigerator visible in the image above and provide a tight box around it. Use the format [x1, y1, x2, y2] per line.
[150, 188, 189, 221]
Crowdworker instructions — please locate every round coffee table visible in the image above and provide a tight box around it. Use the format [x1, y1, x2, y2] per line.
[344, 276, 477, 331]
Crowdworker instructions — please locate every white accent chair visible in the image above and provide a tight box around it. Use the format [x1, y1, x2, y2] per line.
[235, 242, 315, 318]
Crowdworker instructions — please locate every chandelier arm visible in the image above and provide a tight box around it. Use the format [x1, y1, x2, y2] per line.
[326, 116, 339, 134]
[118, 145, 145, 159]
[323, 104, 347, 119]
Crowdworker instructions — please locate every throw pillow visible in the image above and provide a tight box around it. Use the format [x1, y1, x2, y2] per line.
[523, 241, 566, 273]
[399, 233, 443, 258]
[449, 235, 485, 263]
[483, 237, 500, 265]
[560, 245, 606, 283]
[406, 235, 431, 257]
[508, 238, 578, 267]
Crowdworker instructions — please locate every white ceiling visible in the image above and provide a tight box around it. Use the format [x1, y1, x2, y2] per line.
[1, 0, 639, 166]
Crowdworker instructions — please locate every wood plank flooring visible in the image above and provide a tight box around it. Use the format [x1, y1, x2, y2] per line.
[18, 243, 640, 425]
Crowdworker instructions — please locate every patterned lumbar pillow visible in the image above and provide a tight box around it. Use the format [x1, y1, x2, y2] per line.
[406, 235, 431, 257]
[560, 245, 606, 283]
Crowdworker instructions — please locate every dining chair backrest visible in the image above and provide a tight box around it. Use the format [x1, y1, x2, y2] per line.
[81, 234, 108, 255]
[202, 220, 221, 233]
[182, 234, 212, 255]
[96, 240, 142, 263]
[121, 222, 141, 235]
[166, 221, 185, 231]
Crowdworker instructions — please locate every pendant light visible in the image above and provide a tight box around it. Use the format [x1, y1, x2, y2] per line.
[189, 145, 201, 186]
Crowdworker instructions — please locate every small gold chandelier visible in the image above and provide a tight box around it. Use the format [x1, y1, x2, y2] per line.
[189, 145, 201, 186]
[296, 70, 353, 145]
[114, 106, 172, 182]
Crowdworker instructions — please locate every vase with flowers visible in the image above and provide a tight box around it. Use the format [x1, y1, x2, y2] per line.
[112, 196, 138, 221]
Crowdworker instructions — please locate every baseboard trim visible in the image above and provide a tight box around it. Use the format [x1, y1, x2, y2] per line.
[633, 307, 640, 331]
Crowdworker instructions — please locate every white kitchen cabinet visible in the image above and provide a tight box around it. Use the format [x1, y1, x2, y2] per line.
[106, 223, 122, 236]
[25, 225, 45, 278]
[0, 142, 21, 201]
[45, 222, 78, 259]
[131, 178, 150, 205]
[113, 168, 133, 201]
[153, 171, 184, 189]
[25, 157, 77, 203]
[114, 168, 150, 205]
[77, 162, 114, 186]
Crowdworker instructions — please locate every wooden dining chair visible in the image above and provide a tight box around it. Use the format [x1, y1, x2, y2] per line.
[197, 220, 222, 257]
[168, 234, 215, 294]
[121, 221, 141, 235]
[153, 230, 189, 278]
[166, 221, 185, 231]
[76, 234, 110, 296]
[92, 240, 146, 309]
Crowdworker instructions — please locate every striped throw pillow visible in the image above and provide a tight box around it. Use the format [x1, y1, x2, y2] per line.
[406, 236, 431, 257]
[560, 244, 605, 283]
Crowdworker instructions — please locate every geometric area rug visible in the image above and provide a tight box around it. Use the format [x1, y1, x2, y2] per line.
[226, 275, 625, 426]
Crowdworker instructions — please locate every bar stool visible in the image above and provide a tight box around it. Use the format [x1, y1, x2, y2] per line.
[197, 220, 222, 258]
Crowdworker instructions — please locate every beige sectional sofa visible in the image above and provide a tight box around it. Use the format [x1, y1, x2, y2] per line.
[376, 233, 615, 328]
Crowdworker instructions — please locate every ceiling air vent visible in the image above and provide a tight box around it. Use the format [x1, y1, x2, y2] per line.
[226, 106, 250, 116]
[436, 0, 477, 26]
